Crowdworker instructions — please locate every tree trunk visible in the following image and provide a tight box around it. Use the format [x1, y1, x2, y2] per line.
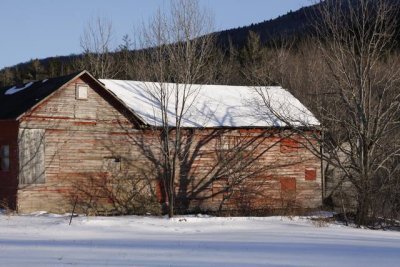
[168, 187, 174, 218]
[356, 190, 370, 226]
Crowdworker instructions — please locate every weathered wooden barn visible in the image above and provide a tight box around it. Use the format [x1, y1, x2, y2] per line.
[0, 70, 322, 214]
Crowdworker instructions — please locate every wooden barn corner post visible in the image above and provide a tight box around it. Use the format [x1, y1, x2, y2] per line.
[135, 0, 217, 218]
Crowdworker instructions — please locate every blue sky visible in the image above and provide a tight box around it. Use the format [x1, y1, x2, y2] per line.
[0, 0, 312, 69]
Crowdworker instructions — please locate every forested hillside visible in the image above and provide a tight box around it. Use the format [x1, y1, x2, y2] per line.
[0, 2, 320, 87]
[1, 0, 398, 88]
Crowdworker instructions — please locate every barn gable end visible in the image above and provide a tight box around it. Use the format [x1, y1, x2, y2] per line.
[15, 74, 145, 213]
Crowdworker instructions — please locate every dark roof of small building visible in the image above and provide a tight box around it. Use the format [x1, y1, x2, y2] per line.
[0, 71, 82, 119]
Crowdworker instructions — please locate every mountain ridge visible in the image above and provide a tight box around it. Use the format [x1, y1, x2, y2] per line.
[0, 3, 318, 76]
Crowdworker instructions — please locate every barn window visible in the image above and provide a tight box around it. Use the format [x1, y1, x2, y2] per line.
[19, 129, 45, 184]
[305, 168, 317, 181]
[0, 145, 10, 172]
[76, 84, 88, 100]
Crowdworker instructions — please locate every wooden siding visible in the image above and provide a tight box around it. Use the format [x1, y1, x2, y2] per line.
[15, 75, 322, 214]
[183, 130, 322, 212]
[17, 76, 138, 213]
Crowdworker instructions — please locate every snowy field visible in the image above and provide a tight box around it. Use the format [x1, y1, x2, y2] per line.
[0, 213, 399, 267]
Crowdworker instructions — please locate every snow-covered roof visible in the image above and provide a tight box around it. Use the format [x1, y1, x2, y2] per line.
[100, 79, 320, 128]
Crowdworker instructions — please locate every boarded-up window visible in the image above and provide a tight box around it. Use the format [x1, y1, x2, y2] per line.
[19, 129, 45, 184]
[0, 145, 10, 171]
[305, 168, 317, 181]
[280, 177, 296, 205]
[280, 177, 296, 192]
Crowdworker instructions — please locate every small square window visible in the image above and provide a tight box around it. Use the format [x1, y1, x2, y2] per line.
[76, 85, 88, 100]
[305, 168, 317, 181]
[0, 145, 10, 172]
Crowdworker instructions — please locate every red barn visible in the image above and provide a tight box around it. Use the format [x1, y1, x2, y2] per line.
[0, 71, 322, 214]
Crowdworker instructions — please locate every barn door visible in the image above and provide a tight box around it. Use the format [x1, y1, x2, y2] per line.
[18, 129, 45, 185]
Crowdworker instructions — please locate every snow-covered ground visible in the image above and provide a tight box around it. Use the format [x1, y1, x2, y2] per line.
[0, 213, 399, 267]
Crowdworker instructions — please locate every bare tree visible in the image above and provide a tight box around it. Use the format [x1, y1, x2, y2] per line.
[315, 0, 400, 226]
[116, 34, 135, 79]
[78, 17, 117, 78]
[253, 0, 400, 226]
[133, 0, 216, 218]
